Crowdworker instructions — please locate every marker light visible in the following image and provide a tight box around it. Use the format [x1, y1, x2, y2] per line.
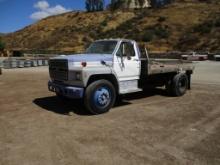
[81, 62, 87, 67]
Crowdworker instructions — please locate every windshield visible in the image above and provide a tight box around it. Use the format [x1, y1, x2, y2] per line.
[86, 41, 118, 54]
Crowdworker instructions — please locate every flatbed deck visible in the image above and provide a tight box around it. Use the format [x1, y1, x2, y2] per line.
[148, 59, 195, 75]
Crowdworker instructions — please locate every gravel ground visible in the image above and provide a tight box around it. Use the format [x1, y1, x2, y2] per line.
[0, 61, 220, 165]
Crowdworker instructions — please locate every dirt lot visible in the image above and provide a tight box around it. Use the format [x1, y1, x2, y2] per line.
[0, 61, 220, 165]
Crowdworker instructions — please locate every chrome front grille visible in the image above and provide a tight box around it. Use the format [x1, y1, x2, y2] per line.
[49, 59, 68, 81]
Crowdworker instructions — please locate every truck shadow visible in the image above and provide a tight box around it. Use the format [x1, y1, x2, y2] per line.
[121, 88, 168, 101]
[33, 88, 168, 116]
[33, 97, 91, 116]
[33, 96, 131, 116]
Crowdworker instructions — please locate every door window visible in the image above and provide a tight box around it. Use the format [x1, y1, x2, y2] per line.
[117, 42, 135, 57]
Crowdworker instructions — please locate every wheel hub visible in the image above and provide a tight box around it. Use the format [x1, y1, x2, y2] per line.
[94, 87, 111, 107]
[98, 92, 109, 105]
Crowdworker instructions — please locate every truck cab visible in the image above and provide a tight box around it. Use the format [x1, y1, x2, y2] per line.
[48, 39, 194, 114]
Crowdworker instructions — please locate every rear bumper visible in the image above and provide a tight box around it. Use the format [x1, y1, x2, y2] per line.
[48, 81, 84, 99]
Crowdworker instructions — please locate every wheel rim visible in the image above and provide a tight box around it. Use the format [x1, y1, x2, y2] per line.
[93, 86, 111, 108]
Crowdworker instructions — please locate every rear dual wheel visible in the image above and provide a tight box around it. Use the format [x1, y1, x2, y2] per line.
[166, 73, 188, 96]
[84, 80, 116, 115]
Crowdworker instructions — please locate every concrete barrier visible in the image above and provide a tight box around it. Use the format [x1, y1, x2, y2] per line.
[37, 60, 43, 66]
[0, 60, 3, 68]
[24, 60, 31, 67]
[1, 57, 50, 69]
[17, 60, 25, 68]
[42, 60, 48, 66]
[31, 60, 38, 67]
[214, 55, 220, 61]
[3, 59, 17, 69]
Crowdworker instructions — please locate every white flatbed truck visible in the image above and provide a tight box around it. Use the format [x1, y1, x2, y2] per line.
[48, 39, 195, 114]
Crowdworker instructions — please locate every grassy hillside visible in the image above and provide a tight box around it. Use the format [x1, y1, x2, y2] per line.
[3, 1, 220, 53]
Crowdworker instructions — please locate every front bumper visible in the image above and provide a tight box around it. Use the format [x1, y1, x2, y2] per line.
[48, 81, 84, 99]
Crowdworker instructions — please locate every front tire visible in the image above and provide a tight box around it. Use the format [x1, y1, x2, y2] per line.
[84, 80, 116, 115]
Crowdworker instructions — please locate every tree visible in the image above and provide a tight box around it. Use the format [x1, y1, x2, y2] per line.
[85, 0, 91, 11]
[137, 0, 146, 8]
[0, 39, 5, 51]
[110, 0, 147, 10]
[109, 0, 123, 10]
[85, 0, 104, 12]
[97, 0, 104, 11]
[150, 0, 173, 8]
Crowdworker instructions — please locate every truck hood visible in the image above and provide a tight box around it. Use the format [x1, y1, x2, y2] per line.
[53, 54, 113, 63]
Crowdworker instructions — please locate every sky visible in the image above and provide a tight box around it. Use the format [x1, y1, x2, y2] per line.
[0, 0, 111, 33]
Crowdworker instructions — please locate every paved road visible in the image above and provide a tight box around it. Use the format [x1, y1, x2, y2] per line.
[0, 61, 220, 165]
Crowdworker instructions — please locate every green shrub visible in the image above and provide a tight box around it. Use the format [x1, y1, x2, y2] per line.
[215, 18, 220, 27]
[142, 30, 154, 42]
[109, 0, 125, 10]
[89, 30, 98, 38]
[194, 25, 211, 34]
[177, 33, 199, 48]
[0, 39, 5, 51]
[158, 16, 166, 22]
[154, 26, 170, 39]
[101, 20, 108, 27]
[13, 51, 23, 57]
[82, 36, 91, 43]
[193, 21, 213, 34]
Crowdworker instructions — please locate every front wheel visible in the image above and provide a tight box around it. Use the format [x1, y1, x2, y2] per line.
[84, 80, 116, 115]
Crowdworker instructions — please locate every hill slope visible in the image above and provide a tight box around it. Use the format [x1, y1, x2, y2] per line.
[3, 1, 220, 53]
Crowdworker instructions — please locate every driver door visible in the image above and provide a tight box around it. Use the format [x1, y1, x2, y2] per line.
[114, 41, 140, 81]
